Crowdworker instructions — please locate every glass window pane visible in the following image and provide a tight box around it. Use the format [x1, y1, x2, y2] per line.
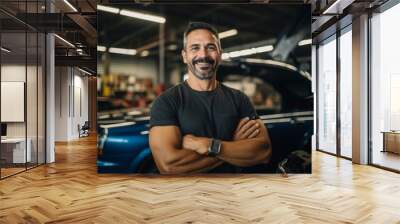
[1, 31, 27, 177]
[38, 33, 45, 165]
[1, 1, 46, 179]
[340, 28, 352, 158]
[27, 31, 38, 169]
[371, 3, 400, 171]
[318, 36, 337, 154]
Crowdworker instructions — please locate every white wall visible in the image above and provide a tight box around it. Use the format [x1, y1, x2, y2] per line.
[54, 67, 69, 141]
[72, 73, 89, 138]
[55, 67, 89, 141]
[1, 63, 46, 164]
[1, 64, 26, 81]
[1, 65, 30, 137]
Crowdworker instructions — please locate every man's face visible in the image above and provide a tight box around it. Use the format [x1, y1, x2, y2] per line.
[182, 29, 222, 80]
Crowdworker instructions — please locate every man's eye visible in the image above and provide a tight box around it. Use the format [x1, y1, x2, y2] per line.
[191, 46, 199, 51]
[208, 46, 216, 50]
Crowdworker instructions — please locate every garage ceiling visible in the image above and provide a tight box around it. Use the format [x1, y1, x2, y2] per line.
[98, 3, 312, 71]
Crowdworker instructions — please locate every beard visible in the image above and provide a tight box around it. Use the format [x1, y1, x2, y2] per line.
[187, 56, 219, 80]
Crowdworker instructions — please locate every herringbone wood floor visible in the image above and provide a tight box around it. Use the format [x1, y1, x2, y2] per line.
[1, 135, 400, 224]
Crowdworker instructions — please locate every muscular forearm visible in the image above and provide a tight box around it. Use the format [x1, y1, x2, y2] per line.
[158, 148, 222, 174]
[150, 126, 225, 174]
[182, 133, 272, 167]
[217, 137, 271, 167]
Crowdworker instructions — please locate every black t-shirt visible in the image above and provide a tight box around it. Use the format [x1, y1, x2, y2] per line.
[149, 81, 258, 172]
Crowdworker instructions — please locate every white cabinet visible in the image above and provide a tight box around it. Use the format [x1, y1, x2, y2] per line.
[1, 138, 32, 163]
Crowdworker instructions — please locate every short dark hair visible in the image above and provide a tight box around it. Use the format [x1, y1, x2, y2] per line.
[183, 22, 220, 49]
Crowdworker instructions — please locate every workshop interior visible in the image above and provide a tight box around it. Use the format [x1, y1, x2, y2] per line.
[97, 3, 312, 174]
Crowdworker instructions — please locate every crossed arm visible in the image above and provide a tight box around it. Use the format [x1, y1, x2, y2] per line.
[149, 118, 272, 174]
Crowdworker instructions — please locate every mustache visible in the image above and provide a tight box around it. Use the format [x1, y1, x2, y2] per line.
[192, 57, 215, 65]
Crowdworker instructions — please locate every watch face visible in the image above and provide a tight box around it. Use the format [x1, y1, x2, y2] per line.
[208, 139, 221, 156]
[214, 139, 221, 154]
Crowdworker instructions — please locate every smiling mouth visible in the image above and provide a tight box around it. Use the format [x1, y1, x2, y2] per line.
[196, 62, 212, 70]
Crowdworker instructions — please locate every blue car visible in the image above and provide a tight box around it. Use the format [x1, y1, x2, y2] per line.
[98, 60, 313, 173]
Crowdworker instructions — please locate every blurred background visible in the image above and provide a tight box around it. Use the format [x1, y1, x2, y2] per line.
[97, 4, 312, 119]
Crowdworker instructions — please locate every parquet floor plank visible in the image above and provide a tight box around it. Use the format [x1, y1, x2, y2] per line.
[0, 135, 399, 223]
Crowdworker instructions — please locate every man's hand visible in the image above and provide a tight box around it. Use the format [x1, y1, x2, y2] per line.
[233, 117, 260, 140]
[149, 126, 222, 174]
[217, 119, 272, 167]
[182, 134, 210, 155]
[182, 117, 261, 156]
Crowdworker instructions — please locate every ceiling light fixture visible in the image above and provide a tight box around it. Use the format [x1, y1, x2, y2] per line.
[109, 47, 137, 56]
[54, 34, 75, 48]
[119, 9, 166, 24]
[96, 5, 166, 24]
[140, 50, 150, 57]
[63, 0, 78, 12]
[167, 44, 177, 51]
[222, 45, 274, 60]
[97, 46, 106, 52]
[298, 39, 312, 46]
[219, 29, 238, 39]
[1, 47, 11, 53]
[97, 4, 120, 14]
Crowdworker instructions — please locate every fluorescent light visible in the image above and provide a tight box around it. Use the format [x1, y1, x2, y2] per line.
[1, 47, 11, 53]
[96, 5, 166, 23]
[222, 45, 274, 60]
[120, 9, 166, 24]
[140, 50, 150, 57]
[298, 39, 312, 46]
[63, 0, 77, 12]
[109, 47, 137, 56]
[219, 29, 238, 39]
[78, 67, 93, 76]
[167, 44, 177, 51]
[97, 4, 119, 14]
[54, 34, 75, 48]
[97, 45, 106, 52]
[76, 49, 84, 55]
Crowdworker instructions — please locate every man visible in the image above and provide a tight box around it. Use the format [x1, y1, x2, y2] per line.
[149, 22, 272, 174]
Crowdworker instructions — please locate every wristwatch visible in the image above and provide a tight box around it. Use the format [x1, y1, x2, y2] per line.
[208, 138, 221, 157]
